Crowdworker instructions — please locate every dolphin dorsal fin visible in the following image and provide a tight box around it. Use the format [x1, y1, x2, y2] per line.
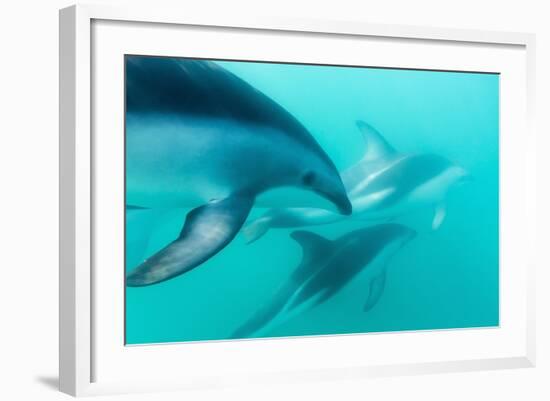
[290, 231, 334, 280]
[291, 230, 332, 256]
[356, 120, 397, 162]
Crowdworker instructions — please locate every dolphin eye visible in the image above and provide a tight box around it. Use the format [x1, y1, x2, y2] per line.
[302, 171, 316, 186]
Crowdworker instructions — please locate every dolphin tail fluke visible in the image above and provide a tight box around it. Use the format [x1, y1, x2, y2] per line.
[126, 195, 254, 286]
[232, 230, 334, 338]
[230, 284, 294, 339]
[355, 120, 397, 162]
[242, 216, 272, 244]
[364, 270, 387, 312]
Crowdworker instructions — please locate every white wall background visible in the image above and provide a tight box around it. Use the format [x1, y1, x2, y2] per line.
[0, 0, 547, 399]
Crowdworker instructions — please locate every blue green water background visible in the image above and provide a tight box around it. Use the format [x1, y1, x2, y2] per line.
[125, 59, 499, 344]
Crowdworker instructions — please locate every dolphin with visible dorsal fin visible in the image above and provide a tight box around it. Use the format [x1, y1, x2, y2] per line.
[243, 121, 470, 243]
[231, 224, 416, 339]
[125, 56, 351, 287]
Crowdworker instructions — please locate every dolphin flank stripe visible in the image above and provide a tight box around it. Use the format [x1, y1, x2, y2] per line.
[364, 153, 453, 210]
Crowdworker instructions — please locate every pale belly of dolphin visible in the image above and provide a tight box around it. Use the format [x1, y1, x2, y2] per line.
[126, 113, 291, 208]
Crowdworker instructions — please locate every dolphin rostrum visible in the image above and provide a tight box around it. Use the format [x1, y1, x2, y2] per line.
[231, 223, 416, 339]
[125, 56, 351, 286]
[243, 121, 470, 243]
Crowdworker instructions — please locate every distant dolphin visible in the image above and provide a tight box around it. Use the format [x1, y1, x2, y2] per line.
[125, 56, 351, 286]
[243, 121, 470, 243]
[231, 224, 416, 339]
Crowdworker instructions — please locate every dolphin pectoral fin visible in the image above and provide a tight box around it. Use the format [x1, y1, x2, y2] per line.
[356, 120, 397, 162]
[126, 204, 149, 210]
[242, 215, 272, 244]
[126, 195, 254, 286]
[432, 202, 447, 230]
[364, 271, 387, 312]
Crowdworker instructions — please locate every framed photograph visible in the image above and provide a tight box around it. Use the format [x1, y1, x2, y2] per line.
[59, 4, 536, 396]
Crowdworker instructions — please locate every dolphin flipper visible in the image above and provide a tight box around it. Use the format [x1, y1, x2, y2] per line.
[242, 216, 272, 244]
[432, 202, 447, 230]
[364, 271, 387, 312]
[126, 195, 254, 286]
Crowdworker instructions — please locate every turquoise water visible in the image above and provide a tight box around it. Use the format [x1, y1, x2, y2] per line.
[125, 58, 499, 345]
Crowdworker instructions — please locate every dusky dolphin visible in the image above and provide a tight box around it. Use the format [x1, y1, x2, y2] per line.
[231, 223, 416, 339]
[243, 121, 470, 243]
[125, 56, 351, 286]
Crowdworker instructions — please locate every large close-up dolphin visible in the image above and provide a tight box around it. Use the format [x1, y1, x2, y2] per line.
[243, 121, 470, 243]
[124, 56, 351, 286]
[231, 223, 416, 339]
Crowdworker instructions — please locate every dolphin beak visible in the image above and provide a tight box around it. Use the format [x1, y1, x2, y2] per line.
[337, 195, 353, 215]
[311, 169, 352, 215]
[326, 177, 353, 215]
[323, 189, 352, 215]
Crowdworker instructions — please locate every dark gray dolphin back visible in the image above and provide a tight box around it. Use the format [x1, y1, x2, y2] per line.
[125, 56, 333, 166]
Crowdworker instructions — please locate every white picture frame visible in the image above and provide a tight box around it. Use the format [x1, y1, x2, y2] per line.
[59, 4, 536, 397]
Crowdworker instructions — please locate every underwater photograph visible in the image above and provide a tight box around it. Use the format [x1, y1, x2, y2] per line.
[124, 55, 499, 345]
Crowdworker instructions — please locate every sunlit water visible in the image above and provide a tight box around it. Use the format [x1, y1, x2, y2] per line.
[125, 59, 499, 345]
